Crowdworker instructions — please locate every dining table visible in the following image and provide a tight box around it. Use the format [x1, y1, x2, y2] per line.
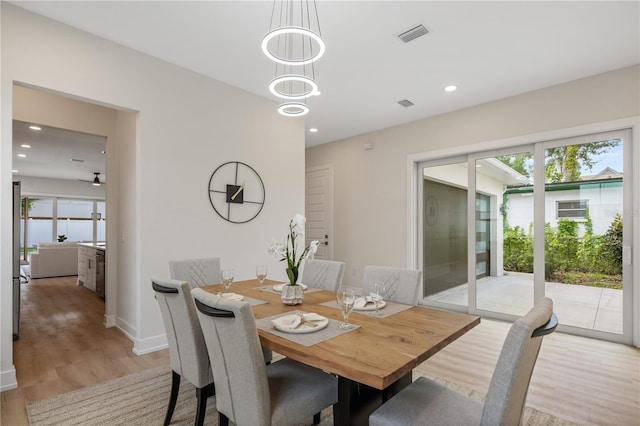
[201, 279, 480, 426]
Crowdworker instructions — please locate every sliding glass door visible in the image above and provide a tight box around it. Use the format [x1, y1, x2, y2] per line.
[418, 129, 632, 342]
[473, 149, 535, 317]
[420, 158, 469, 309]
[541, 131, 629, 335]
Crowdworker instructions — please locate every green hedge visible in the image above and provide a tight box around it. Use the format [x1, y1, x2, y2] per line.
[503, 214, 623, 278]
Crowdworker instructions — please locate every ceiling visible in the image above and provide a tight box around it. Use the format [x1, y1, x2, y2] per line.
[12, 120, 107, 183]
[10, 1, 640, 181]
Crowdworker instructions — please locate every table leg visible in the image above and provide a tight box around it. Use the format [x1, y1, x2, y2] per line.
[334, 372, 412, 426]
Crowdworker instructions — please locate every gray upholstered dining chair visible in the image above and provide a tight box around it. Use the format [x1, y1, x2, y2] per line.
[300, 259, 346, 291]
[361, 265, 422, 305]
[169, 258, 273, 364]
[369, 297, 557, 426]
[191, 287, 338, 426]
[169, 257, 221, 288]
[151, 277, 214, 426]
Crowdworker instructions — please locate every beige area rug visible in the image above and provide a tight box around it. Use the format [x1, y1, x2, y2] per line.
[27, 365, 577, 425]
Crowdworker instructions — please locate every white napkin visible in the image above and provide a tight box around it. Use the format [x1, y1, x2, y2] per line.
[353, 296, 375, 309]
[220, 292, 243, 301]
[272, 312, 325, 330]
[273, 283, 308, 292]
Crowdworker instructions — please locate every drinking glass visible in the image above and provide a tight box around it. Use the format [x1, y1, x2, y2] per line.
[221, 269, 234, 293]
[336, 288, 355, 329]
[256, 265, 267, 289]
[370, 283, 386, 317]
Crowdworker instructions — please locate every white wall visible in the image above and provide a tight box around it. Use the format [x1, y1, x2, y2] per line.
[1, 4, 305, 390]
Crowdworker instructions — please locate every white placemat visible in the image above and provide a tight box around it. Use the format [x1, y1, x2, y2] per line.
[256, 311, 360, 346]
[319, 299, 413, 318]
[256, 284, 323, 294]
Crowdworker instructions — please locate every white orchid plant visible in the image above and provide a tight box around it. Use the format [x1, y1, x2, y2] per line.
[268, 214, 319, 286]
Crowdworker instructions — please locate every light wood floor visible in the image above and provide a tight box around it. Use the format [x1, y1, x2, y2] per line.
[1, 276, 170, 425]
[2, 277, 639, 425]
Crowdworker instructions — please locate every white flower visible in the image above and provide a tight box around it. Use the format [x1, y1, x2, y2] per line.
[268, 239, 286, 258]
[306, 240, 319, 260]
[291, 213, 306, 235]
[268, 215, 317, 285]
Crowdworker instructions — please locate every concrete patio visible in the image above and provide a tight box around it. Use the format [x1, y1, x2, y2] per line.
[425, 271, 623, 334]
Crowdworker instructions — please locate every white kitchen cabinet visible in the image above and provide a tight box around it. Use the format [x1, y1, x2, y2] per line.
[78, 245, 96, 291]
[78, 244, 105, 297]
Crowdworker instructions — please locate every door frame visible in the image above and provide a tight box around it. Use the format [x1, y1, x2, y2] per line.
[408, 116, 640, 347]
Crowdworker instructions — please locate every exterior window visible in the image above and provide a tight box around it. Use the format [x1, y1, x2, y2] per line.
[557, 200, 588, 219]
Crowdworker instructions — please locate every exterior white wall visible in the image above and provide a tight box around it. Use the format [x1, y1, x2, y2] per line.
[504, 192, 535, 233]
[507, 185, 623, 236]
[1, 4, 304, 390]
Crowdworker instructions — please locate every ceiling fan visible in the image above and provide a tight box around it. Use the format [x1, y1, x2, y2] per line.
[79, 172, 106, 186]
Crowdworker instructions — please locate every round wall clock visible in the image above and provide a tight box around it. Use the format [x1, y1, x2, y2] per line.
[208, 161, 265, 223]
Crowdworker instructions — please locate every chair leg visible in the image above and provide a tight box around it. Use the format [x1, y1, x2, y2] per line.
[313, 412, 321, 424]
[219, 412, 229, 426]
[163, 371, 181, 426]
[195, 383, 215, 426]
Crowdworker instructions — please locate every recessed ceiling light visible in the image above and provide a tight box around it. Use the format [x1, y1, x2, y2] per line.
[12, 169, 18, 173]
[29, 125, 42, 131]
[309, 128, 318, 133]
[17, 153, 26, 158]
[21, 144, 31, 148]
[444, 85, 457, 92]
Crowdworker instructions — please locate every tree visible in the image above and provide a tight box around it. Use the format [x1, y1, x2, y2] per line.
[497, 153, 532, 178]
[545, 139, 621, 183]
[497, 139, 621, 184]
[20, 197, 37, 217]
[600, 213, 623, 275]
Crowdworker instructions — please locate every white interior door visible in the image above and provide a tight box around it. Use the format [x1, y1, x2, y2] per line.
[305, 165, 333, 260]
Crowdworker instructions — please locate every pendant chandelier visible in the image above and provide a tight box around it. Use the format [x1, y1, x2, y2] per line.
[262, 0, 325, 117]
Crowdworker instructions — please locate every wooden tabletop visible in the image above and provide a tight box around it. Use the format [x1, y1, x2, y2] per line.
[201, 279, 480, 390]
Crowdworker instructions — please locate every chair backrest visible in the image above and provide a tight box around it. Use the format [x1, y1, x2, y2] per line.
[362, 265, 422, 305]
[192, 288, 271, 426]
[301, 259, 346, 291]
[481, 297, 556, 426]
[169, 257, 221, 288]
[151, 277, 212, 388]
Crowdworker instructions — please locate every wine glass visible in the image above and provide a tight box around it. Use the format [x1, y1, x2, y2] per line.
[336, 287, 355, 329]
[256, 265, 267, 289]
[221, 269, 234, 294]
[370, 283, 386, 317]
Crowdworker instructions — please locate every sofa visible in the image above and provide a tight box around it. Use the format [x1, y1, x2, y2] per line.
[30, 242, 79, 279]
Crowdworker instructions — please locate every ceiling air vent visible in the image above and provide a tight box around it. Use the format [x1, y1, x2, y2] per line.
[397, 24, 429, 43]
[398, 99, 415, 108]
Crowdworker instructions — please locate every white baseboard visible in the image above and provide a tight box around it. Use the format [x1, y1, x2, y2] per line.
[0, 366, 17, 392]
[115, 316, 136, 339]
[113, 316, 168, 355]
[132, 333, 168, 356]
[104, 314, 116, 328]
